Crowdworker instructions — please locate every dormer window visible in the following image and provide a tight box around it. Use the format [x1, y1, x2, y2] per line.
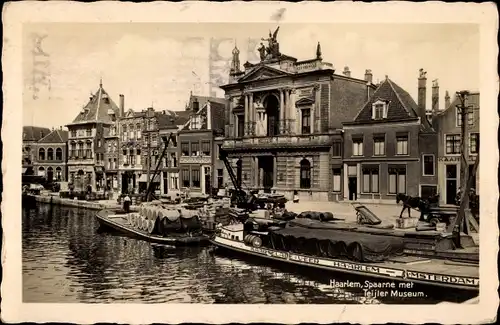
[372, 100, 389, 120]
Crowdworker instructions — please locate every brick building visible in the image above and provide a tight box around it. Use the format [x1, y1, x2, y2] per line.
[432, 91, 480, 205]
[66, 80, 120, 192]
[220, 33, 374, 201]
[178, 94, 227, 196]
[32, 128, 69, 182]
[158, 110, 190, 197]
[342, 71, 437, 203]
[22, 126, 51, 175]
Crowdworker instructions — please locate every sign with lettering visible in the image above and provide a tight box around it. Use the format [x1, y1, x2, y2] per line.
[438, 155, 477, 162]
[215, 236, 479, 289]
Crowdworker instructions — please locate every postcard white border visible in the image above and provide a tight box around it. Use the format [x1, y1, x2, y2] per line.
[2, 1, 498, 324]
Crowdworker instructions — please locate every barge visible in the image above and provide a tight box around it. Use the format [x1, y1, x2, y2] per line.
[210, 206, 479, 292]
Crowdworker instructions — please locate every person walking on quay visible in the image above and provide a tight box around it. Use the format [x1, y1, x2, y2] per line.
[123, 193, 131, 213]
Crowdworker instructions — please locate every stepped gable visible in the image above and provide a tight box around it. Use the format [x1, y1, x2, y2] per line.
[23, 126, 51, 141]
[71, 82, 120, 124]
[38, 129, 69, 143]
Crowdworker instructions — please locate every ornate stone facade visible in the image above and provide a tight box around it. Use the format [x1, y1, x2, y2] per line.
[220, 29, 373, 201]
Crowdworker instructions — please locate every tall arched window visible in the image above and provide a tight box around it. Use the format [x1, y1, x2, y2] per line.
[55, 148, 62, 160]
[55, 167, 62, 181]
[129, 124, 135, 139]
[300, 158, 311, 189]
[47, 148, 54, 160]
[38, 166, 45, 177]
[136, 123, 142, 139]
[38, 148, 45, 160]
[47, 167, 54, 181]
[122, 125, 128, 141]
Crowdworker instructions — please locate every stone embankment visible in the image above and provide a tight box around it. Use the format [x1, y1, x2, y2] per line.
[33, 194, 139, 211]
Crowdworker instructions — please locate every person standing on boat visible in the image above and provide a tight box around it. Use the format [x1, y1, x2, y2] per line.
[123, 194, 131, 213]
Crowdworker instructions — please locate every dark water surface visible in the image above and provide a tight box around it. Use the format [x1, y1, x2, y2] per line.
[22, 203, 473, 304]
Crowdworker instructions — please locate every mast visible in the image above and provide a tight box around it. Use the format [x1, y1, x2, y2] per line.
[452, 90, 472, 248]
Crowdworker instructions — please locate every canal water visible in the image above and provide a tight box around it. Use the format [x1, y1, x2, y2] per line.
[22, 203, 473, 304]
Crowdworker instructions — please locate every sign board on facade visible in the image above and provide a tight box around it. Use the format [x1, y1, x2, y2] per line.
[438, 156, 477, 162]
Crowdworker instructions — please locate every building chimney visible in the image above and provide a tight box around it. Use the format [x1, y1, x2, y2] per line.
[444, 90, 451, 109]
[417, 69, 427, 121]
[364, 69, 373, 84]
[431, 79, 439, 113]
[119, 94, 125, 117]
[343, 66, 351, 77]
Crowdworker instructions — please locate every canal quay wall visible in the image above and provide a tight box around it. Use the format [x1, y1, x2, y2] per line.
[32, 194, 139, 212]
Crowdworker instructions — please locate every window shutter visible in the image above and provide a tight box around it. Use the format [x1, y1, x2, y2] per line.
[371, 105, 376, 119]
[383, 103, 388, 118]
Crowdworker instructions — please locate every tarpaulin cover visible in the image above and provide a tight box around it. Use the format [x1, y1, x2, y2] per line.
[140, 204, 202, 234]
[269, 223, 405, 262]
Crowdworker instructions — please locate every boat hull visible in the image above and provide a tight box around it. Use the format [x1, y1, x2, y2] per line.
[96, 210, 209, 246]
[211, 236, 479, 292]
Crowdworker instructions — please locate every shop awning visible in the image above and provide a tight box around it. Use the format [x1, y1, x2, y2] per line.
[138, 174, 160, 183]
[22, 168, 27, 174]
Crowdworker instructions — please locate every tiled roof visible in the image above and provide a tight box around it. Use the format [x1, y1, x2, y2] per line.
[38, 129, 68, 143]
[157, 110, 191, 129]
[353, 78, 419, 123]
[70, 83, 120, 124]
[437, 92, 480, 115]
[186, 94, 227, 111]
[23, 126, 51, 141]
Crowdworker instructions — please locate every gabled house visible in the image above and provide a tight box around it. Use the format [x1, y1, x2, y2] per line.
[66, 80, 121, 192]
[342, 72, 438, 203]
[32, 128, 69, 182]
[22, 126, 51, 175]
[178, 94, 227, 196]
[157, 110, 190, 197]
[432, 91, 480, 205]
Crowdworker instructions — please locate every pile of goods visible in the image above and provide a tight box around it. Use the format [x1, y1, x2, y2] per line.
[126, 203, 203, 236]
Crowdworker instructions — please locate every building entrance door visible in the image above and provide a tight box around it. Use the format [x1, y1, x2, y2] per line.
[122, 173, 129, 194]
[204, 167, 211, 195]
[348, 177, 357, 200]
[258, 156, 274, 191]
[446, 164, 458, 205]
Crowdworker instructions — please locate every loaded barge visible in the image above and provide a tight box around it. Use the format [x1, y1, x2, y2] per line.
[210, 205, 479, 292]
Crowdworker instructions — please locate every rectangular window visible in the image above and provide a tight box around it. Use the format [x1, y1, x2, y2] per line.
[373, 135, 385, 156]
[217, 169, 224, 188]
[151, 134, 157, 144]
[396, 135, 408, 155]
[113, 158, 116, 170]
[201, 141, 211, 156]
[237, 115, 245, 138]
[445, 134, 461, 154]
[373, 104, 384, 119]
[191, 142, 199, 156]
[71, 130, 77, 138]
[332, 141, 342, 157]
[388, 166, 406, 194]
[352, 138, 363, 156]
[470, 133, 479, 154]
[332, 169, 341, 192]
[181, 142, 190, 156]
[301, 108, 311, 134]
[192, 169, 200, 188]
[362, 167, 379, 193]
[457, 107, 474, 126]
[86, 129, 92, 137]
[422, 155, 435, 176]
[182, 169, 190, 188]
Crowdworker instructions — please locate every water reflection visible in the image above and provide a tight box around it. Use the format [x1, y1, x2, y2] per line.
[22, 203, 472, 304]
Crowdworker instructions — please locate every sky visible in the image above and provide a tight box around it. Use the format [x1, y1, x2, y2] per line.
[22, 23, 480, 128]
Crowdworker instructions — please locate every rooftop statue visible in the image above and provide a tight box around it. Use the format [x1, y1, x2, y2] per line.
[259, 26, 281, 61]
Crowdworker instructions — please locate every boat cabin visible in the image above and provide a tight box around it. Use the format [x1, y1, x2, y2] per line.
[219, 223, 244, 241]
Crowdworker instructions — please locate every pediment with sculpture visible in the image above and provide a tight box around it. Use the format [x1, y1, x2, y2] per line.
[238, 65, 291, 83]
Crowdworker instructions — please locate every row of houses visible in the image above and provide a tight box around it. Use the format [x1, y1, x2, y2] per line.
[23, 35, 479, 205]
